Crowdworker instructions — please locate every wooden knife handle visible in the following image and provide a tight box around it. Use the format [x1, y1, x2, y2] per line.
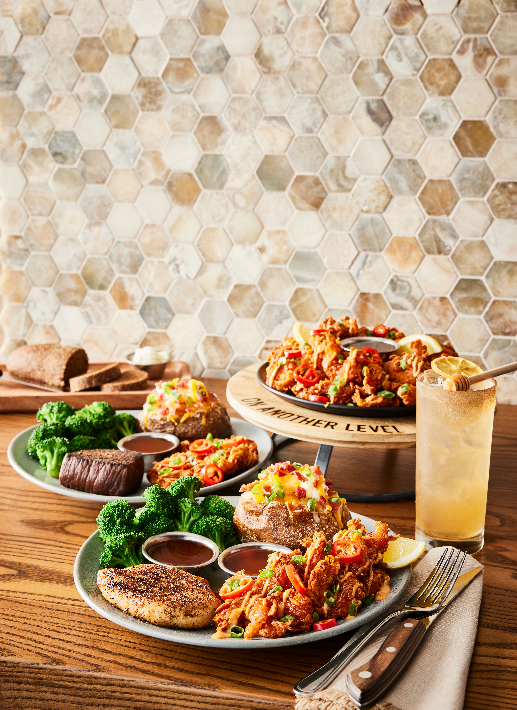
[346, 618, 427, 706]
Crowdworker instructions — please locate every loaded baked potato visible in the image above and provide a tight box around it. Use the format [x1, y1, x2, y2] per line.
[139, 378, 232, 441]
[234, 461, 351, 549]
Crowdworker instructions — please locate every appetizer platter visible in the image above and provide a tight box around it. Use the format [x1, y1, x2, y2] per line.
[260, 317, 457, 418]
[7, 378, 273, 502]
[74, 472, 413, 648]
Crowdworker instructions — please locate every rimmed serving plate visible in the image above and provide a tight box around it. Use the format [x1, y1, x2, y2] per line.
[257, 363, 416, 418]
[7, 414, 273, 504]
[74, 500, 411, 649]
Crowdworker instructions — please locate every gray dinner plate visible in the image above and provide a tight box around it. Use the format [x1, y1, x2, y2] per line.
[7, 414, 273, 504]
[74, 500, 411, 649]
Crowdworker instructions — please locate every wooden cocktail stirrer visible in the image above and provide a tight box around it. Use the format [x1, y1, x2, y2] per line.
[443, 361, 517, 391]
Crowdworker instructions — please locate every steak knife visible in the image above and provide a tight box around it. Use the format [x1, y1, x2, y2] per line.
[345, 566, 483, 708]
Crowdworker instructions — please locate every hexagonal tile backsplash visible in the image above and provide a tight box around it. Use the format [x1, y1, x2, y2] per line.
[1, 0, 517, 401]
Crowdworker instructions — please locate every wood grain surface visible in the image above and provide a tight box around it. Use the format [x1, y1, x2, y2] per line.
[0, 380, 516, 710]
[227, 364, 416, 449]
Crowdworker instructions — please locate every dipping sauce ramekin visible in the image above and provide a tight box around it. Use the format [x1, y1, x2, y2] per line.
[142, 531, 220, 571]
[218, 542, 293, 578]
[118, 432, 179, 470]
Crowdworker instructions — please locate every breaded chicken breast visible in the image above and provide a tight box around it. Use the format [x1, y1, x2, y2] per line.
[97, 564, 219, 629]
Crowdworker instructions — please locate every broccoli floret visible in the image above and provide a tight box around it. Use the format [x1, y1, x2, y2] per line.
[65, 413, 96, 437]
[70, 435, 98, 451]
[175, 498, 204, 532]
[142, 484, 177, 517]
[135, 485, 177, 534]
[192, 515, 234, 552]
[36, 437, 70, 478]
[37, 401, 75, 425]
[112, 412, 138, 439]
[97, 429, 119, 449]
[139, 515, 176, 540]
[167, 476, 202, 503]
[200, 495, 235, 521]
[99, 533, 144, 568]
[81, 401, 116, 432]
[27, 422, 66, 459]
[97, 499, 138, 541]
[224, 530, 240, 549]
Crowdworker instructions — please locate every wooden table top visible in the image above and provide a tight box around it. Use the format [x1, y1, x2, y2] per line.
[1, 379, 516, 710]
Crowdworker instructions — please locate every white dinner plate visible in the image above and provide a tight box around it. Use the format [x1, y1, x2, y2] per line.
[73, 501, 411, 649]
[7, 414, 273, 504]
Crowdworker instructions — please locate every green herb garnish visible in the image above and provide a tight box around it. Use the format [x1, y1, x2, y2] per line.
[313, 612, 319, 622]
[258, 568, 274, 578]
[252, 484, 262, 495]
[267, 585, 283, 597]
[324, 590, 336, 606]
[400, 383, 409, 392]
[229, 625, 244, 638]
[348, 602, 358, 617]
[292, 555, 306, 565]
[307, 498, 316, 512]
[207, 433, 214, 441]
[400, 360, 407, 370]
[278, 357, 286, 365]
[325, 542, 332, 555]
[328, 385, 338, 396]
[362, 594, 375, 608]
[378, 390, 395, 399]
[280, 615, 294, 622]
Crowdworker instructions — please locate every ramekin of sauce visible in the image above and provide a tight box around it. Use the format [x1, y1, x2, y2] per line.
[142, 532, 220, 570]
[118, 432, 179, 470]
[218, 542, 293, 578]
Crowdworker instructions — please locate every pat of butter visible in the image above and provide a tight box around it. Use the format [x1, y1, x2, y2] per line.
[133, 346, 169, 366]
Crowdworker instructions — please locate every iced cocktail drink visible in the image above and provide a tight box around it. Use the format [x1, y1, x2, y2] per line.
[415, 372, 496, 553]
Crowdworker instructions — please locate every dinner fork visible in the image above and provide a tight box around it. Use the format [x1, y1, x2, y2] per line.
[294, 547, 466, 697]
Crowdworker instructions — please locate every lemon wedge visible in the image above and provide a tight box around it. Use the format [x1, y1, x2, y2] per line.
[394, 334, 442, 355]
[382, 538, 426, 569]
[293, 321, 311, 348]
[431, 356, 483, 379]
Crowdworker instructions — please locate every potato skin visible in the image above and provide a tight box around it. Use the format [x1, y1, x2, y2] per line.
[139, 402, 232, 441]
[233, 498, 351, 549]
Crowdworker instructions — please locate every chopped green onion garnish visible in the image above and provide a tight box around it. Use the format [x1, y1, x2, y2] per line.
[280, 615, 294, 622]
[229, 625, 244, 638]
[337, 354, 345, 360]
[362, 366, 367, 376]
[347, 403, 354, 406]
[278, 357, 286, 365]
[400, 383, 409, 392]
[215, 439, 222, 448]
[350, 530, 363, 537]
[291, 555, 306, 565]
[171, 458, 183, 465]
[171, 392, 180, 400]
[400, 360, 407, 370]
[267, 585, 283, 597]
[313, 612, 319, 622]
[324, 591, 336, 606]
[378, 390, 395, 398]
[163, 384, 171, 395]
[157, 467, 171, 475]
[258, 568, 274, 578]
[206, 433, 214, 441]
[366, 330, 373, 336]
[348, 602, 357, 617]
[388, 331, 396, 339]
[328, 385, 338, 396]
[362, 594, 375, 607]
[148, 395, 156, 403]
[252, 484, 262, 495]
[293, 462, 302, 469]
[228, 579, 241, 590]
[329, 496, 341, 503]
[307, 498, 316, 511]
[324, 542, 332, 555]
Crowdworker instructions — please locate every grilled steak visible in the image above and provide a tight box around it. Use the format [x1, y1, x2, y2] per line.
[59, 449, 144, 496]
[97, 564, 219, 628]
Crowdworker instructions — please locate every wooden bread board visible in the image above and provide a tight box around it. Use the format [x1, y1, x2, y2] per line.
[0, 361, 190, 412]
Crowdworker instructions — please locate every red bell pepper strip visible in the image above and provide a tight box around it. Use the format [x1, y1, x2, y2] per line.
[286, 564, 307, 596]
[202, 464, 223, 485]
[189, 439, 214, 455]
[286, 349, 302, 358]
[310, 329, 327, 335]
[309, 394, 328, 403]
[358, 347, 381, 365]
[294, 364, 319, 387]
[219, 576, 254, 599]
[313, 618, 337, 631]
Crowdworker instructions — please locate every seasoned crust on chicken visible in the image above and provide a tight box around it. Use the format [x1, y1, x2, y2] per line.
[97, 564, 219, 629]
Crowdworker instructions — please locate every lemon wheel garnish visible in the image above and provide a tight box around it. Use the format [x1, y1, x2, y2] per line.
[382, 538, 426, 569]
[431, 356, 483, 379]
[293, 321, 311, 348]
[394, 334, 442, 355]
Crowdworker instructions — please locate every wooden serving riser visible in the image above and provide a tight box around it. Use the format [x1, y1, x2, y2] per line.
[0, 361, 190, 412]
[226, 363, 416, 450]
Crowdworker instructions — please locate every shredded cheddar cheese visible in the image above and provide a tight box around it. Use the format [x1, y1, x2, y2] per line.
[142, 378, 214, 427]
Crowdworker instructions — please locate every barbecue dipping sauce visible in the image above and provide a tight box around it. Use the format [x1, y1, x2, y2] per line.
[122, 436, 174, 454]
[223, 547, 274, 577]
[148, 539, 214, 566]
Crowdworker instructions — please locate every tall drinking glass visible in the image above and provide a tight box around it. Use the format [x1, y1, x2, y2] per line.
[415, 371, 496, 554]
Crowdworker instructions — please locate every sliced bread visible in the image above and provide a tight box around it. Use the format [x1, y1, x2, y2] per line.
[101, 370, 148, 392]
[69, 363, 121, 392]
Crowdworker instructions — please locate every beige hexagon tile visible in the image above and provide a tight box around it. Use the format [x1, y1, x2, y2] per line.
[454, 78, 495, 119]
[385, 118, 425, 156]
[352, 291, 390, 327]
[485, 219, 517, 260]
[165, 206, 201, 244]
[384, 196, 424, 235]
[352, 138, 391, 175]
[452, 199, 493, 238]
[416, 255, 457, 294]
[352, 176, 392, 213]
[227, 210, 263, 245]
[418, 139, 459, 178]
[257, 229, 293, 265]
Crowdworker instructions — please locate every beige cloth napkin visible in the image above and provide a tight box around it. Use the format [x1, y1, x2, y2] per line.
[295, 546, 483, 710]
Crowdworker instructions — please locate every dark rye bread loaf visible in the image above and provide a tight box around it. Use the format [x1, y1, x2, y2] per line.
[7, 344, 88, 390]
[59, 449, 144, 496]
[69, 363, 121, 392]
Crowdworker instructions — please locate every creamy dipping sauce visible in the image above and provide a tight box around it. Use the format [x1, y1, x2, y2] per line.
[122, 436, 174, 454]
[148, 539, 214, 566]
[223, 547, 274, 577]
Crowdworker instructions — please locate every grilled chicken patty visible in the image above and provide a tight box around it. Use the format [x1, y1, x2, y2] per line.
[97, 565, 219, 628]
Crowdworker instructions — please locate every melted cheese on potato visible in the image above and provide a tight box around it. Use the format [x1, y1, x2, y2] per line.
[251, 463, 334, 514]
